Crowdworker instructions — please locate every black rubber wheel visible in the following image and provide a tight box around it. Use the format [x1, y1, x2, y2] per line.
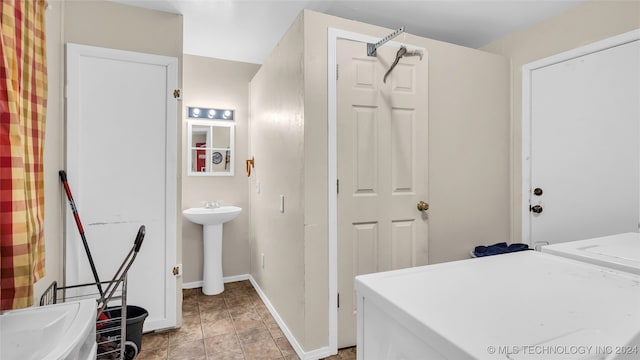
[124, 341, 139, 360]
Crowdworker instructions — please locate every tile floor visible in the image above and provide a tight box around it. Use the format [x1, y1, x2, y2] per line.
[135, 280, 356, 360]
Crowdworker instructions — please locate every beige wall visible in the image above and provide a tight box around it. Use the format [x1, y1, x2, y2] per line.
[63, 1, 182, 57]
[251, 9, 509, 352]
[35, 0, 65, 303]
[249, 13, 307, 345]
[481, 0, 640, 243]
[182, 55, 259, 283]
[36, 1, 183, 316]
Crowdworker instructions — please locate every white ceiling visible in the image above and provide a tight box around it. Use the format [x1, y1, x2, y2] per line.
[112, 0, 587, 64]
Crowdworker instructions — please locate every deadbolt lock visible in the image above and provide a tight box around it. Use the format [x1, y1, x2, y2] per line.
[417, 201, 429, 212]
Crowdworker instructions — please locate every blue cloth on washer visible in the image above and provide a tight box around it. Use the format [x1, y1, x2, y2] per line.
[473, 242, 529, 257]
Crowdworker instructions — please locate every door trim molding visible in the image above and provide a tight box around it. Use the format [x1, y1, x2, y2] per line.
[521, 28, 640, 245]
[327, 28, 425, 353]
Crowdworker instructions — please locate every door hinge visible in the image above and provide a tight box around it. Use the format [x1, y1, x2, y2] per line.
[336, 64, 339, 81]
[337, 179, 339, 194]
[172, 264, 182, 277]
[337, 292, 340, 308]
[173, 88, 182, 100]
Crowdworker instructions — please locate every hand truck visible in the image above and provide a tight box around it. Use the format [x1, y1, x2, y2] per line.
[40, 225, 146, 360]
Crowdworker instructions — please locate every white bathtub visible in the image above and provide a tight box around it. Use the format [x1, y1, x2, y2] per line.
[0, 299, 96, 360]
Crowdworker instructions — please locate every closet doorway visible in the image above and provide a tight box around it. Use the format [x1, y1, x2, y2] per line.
[65, 44, 178, 331]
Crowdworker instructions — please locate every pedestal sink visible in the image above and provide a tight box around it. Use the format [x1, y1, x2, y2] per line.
[183, 206, 242, 295]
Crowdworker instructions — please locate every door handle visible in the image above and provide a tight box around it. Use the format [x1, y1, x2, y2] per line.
[530, 205, 543, 214]
[417, 201, 429, 212]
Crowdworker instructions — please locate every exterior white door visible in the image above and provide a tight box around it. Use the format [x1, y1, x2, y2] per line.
[65, 44, 178, 331]
[525, 37, 640, 249]
[337, 39, 428, 347]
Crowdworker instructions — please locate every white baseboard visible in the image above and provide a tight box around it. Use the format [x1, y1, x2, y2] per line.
[182, 274, 250, 289]
[302, 346, 333, 360]
[247, 275, 333, 360]
[223, 274, 250, 283]
[182, 274, 332, 359]
[182, 280, 203, 289]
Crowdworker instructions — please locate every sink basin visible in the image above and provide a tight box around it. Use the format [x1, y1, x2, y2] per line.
[183, 206, 242, 225]
[0, 299, 96, 360]
[183, 206, 242, 295]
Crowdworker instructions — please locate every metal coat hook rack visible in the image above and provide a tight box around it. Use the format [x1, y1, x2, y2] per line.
[367, 27, 406, 56]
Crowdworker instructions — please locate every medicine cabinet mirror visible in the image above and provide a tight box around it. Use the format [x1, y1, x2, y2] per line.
[187, 119, 234, 176]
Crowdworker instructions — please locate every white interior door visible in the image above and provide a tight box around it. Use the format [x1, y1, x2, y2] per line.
[525, 37, 640, 249]
[65, 44, 178, 331]
[337, 39, 428, 348]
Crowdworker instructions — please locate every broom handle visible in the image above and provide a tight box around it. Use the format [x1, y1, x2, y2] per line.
[59, 170, 104, 297]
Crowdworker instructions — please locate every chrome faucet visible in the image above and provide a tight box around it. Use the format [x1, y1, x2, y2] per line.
[204, 201, 220, 209]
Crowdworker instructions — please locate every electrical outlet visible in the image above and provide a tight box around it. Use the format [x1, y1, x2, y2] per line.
[261, 253, 265, 269]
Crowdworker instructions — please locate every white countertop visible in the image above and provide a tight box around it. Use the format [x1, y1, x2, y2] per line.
[542, 232, 640, 275]
[355, 251, 640, 359]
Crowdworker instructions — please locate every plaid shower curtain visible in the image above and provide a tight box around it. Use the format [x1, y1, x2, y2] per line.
[0, 0, 48, 310]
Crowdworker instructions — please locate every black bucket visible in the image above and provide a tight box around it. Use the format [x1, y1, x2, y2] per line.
[102, 305, 148, 359]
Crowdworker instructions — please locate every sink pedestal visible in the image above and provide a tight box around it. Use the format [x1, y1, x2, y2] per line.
[202, 224, 224, 295]
[182, 206, 242, 296]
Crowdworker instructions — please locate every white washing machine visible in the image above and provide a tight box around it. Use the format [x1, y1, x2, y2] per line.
[542, 232, 640, 275]
[355, 251, 640, 360]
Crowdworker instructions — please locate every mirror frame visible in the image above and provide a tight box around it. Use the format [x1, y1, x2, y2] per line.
[187, 119, 235, 176]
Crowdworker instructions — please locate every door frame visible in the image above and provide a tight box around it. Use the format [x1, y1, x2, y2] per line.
[521, 29, 640, 246]
[327, 28, 426, 353]
[65, 43, 178, 329]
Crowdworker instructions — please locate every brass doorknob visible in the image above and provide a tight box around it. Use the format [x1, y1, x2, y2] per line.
[417, 201, 429, 212]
